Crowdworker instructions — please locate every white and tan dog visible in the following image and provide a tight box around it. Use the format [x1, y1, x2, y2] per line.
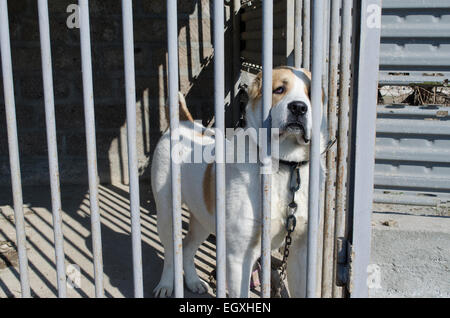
[151, 66, 328, 298]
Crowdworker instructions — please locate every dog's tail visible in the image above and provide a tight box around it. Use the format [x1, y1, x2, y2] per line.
[165, 92, 194, 123]
[178, 92, 194, 122]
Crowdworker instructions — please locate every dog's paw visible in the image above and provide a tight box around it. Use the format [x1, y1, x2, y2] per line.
[153, 283, 173, 298]
[185, 278, 208, 295]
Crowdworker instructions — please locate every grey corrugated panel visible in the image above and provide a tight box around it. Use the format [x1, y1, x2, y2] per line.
[382, 0, 450, 9]
[374, 105, 450, 205]
[379, 73, 449, 85]
[380, 43, 450, 67]
[373, 191, 443, 206]
[378, 117, 450, 134]
[376, 146, 450, 163]
[375, 174, 450, 191]
[379, 1, 450, 84]
[381, 18, 450, 38]
[377, 118, 450, 135]
[377, 104, 449, 116]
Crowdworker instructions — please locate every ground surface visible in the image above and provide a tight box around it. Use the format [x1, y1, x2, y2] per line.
[1, 185, 449, 298]
[370, 204, 450, 298]
[0, 183, 223, 298]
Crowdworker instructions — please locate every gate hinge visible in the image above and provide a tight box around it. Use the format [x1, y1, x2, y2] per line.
[336, 237, 354, 294]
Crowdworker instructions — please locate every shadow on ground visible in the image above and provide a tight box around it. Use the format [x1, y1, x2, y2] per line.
[0, 184, 217, 298]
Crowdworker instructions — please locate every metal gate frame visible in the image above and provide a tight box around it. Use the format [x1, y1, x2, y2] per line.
[1, 0, 381, 298]
[347, 0, 382, 297]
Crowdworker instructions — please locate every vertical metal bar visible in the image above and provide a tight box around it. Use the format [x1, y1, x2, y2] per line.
[316, 0, 331, 294]
[232, 0, 241, 126]
[321, 0, 331, 94]
[122, 0, 144, 298]
[294, 0, 303, 69]
[322, 0, 341, 298]
[167, 0, 184, 298]
[37, 0, 67, 298]
[0, 0, 31, 298]
[349, 0, 381, 298]
[78, 0, 104, 298]
[307, 0, 325, 298]
[333, 0, 353, 298]
[302, 0, 311, 69]
[214, 0, 227, 299]
[261, 0, 273, 299]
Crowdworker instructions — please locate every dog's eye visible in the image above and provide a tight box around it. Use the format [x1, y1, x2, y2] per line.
[273, 86, 285, 94]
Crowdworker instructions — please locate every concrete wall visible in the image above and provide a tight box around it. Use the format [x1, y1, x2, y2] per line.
[0, 0, 235, 186]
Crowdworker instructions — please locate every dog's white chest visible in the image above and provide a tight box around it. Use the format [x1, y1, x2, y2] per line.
[270, 164, 309, 248]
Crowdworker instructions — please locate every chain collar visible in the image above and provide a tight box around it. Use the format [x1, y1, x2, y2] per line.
[276, 138, 336, 292]
[278, 138, 336, 169]
[277, 161, 303, 285]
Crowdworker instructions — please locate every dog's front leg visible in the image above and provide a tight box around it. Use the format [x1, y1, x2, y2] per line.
[226, 240, 259, 298]
[286, 236, 307, 298]
[224, 174, 261, 298]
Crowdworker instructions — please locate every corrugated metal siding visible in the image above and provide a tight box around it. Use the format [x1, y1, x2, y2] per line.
[376, 1, 450, 206]
[379, 0, 450, 85]
[374, 105, 450, 205]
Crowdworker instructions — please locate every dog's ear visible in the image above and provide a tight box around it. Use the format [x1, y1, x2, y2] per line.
[299, 69, 326, 106]
[301, 68, 312, 81]
[299, 68, 312, 99]
[248, 71, 263, 100]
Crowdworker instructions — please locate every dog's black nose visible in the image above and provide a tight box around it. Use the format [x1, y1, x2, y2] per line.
[288, 101, 308, 116]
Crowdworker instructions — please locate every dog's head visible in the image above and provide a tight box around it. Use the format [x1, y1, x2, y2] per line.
[245, 66, 327, 162]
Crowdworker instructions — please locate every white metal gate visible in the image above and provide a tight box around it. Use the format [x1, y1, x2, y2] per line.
[0, 0, 381, 298]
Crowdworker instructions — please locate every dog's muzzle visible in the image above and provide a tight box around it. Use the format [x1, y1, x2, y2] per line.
[283, 122, 310, 144]
[283, 101, 311, 143]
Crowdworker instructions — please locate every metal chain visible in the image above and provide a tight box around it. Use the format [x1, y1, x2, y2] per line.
[279, 214, 297, 282]
[276, 140, 337, 286]
[274, 163, 302, 295]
